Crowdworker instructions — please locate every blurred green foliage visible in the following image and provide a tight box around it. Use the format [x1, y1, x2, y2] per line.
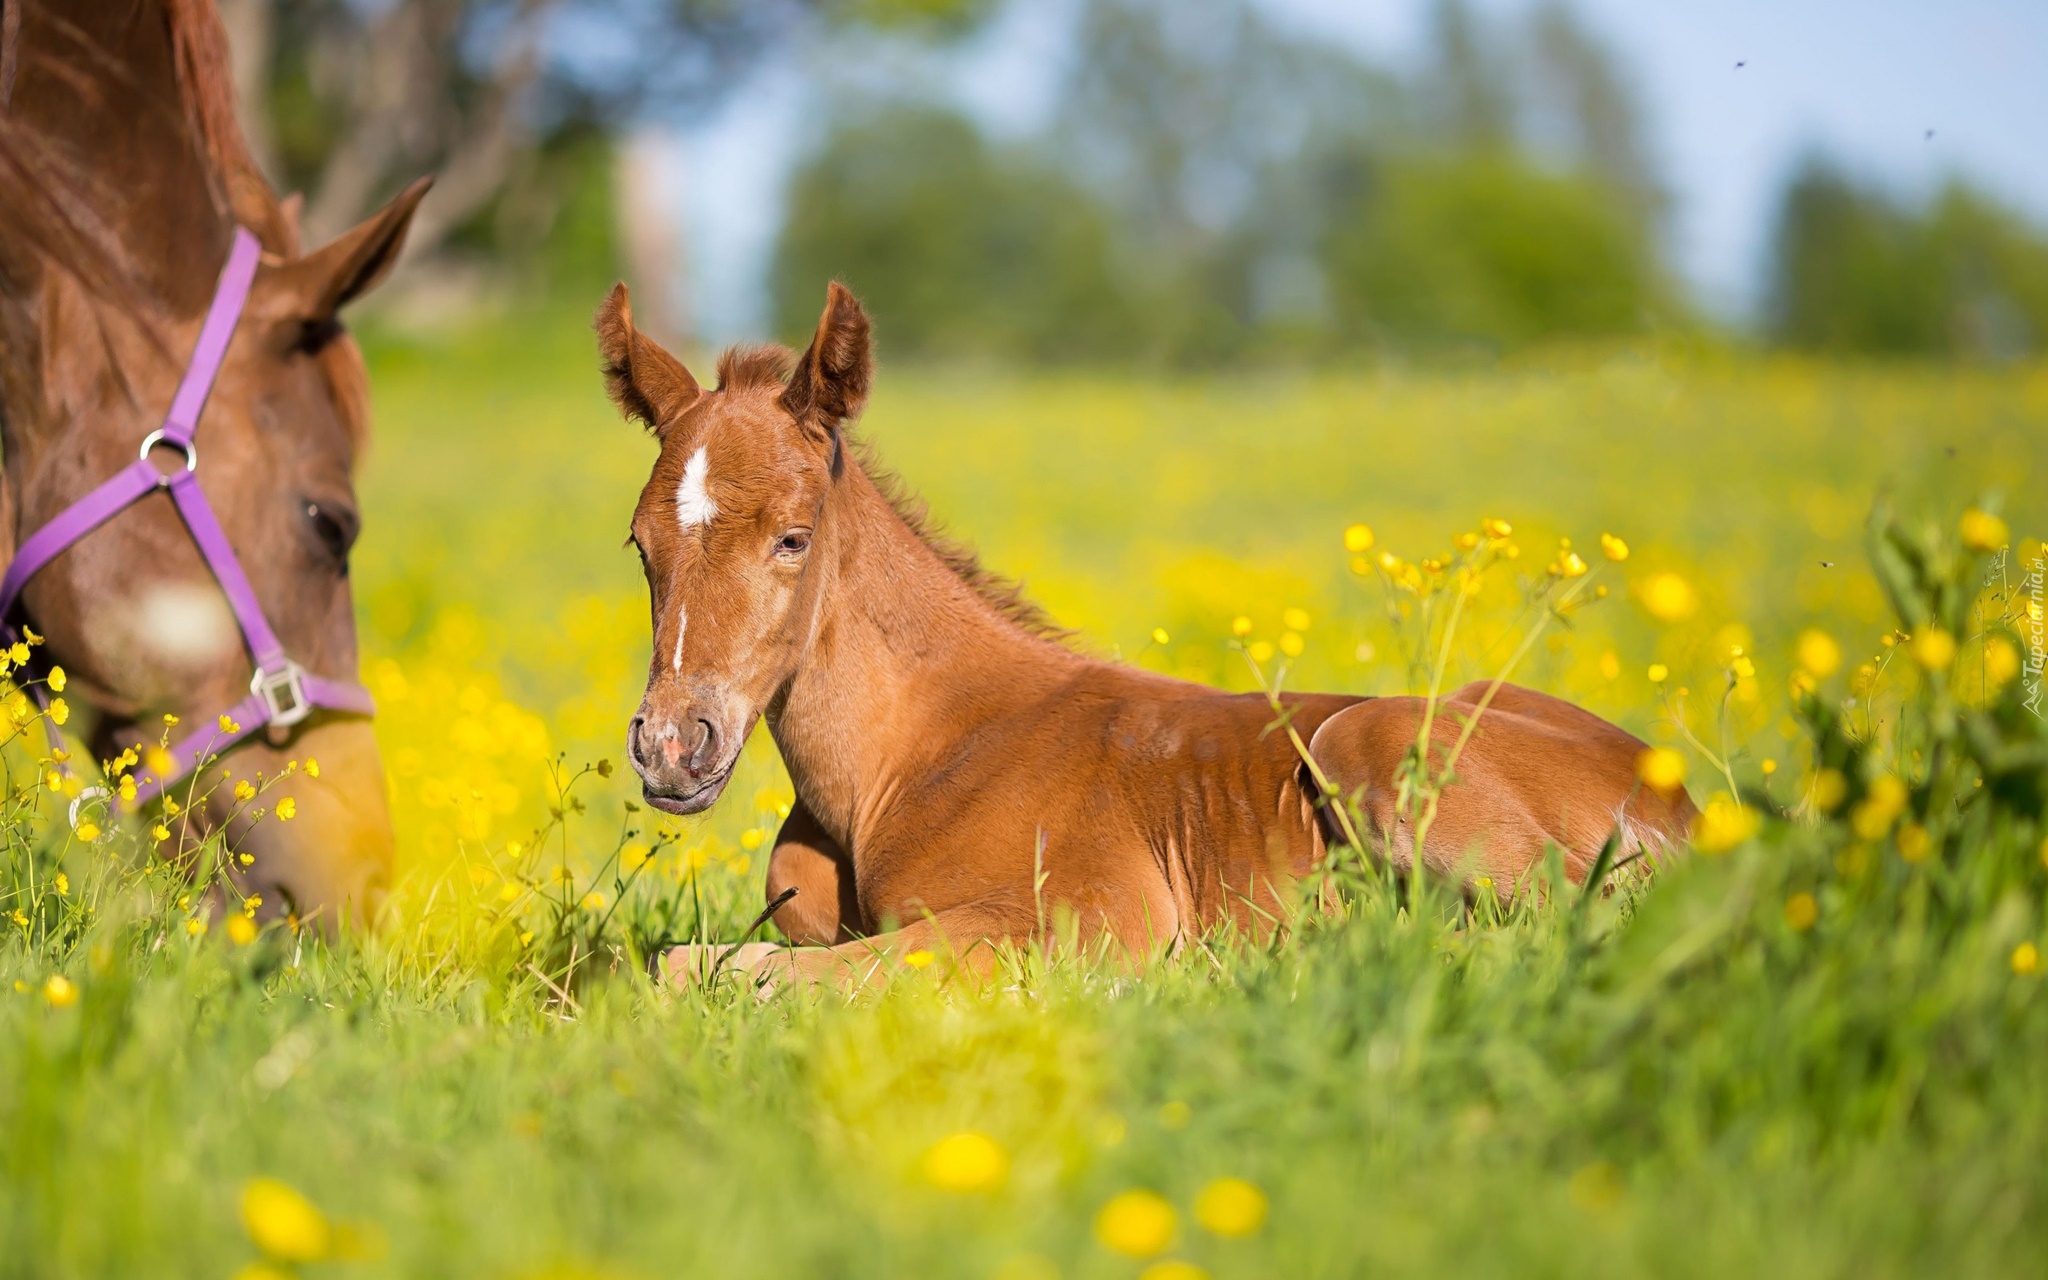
[1769, 157, 2048, 360]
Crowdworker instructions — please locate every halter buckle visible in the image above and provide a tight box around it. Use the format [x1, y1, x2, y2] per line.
[251, 660, 312, 728]
[139, 429, 198, 482]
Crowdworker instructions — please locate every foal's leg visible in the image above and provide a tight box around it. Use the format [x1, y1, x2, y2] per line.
[664, 905, 1025, 993]
[762, 799, 862, 944]
[1308, 682, 1696, 892]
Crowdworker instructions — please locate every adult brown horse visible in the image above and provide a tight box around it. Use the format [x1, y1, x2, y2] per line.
[0, 0, 426, 921]
[595, 281, 1697, 985]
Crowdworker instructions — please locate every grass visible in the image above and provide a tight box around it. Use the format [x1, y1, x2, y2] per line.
[3, 313, 2046, 1277]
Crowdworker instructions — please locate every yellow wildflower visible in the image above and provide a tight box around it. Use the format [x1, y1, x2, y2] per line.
[1851, 775, 1909, 841]
[274, 797, 297, 821]
[146, 747, 175, 777]
[1599, 532, 1630, 562]
[47, 666, 66, 692]
[227, 915, 258, 946]
[1559, 550, 1589, 577]
[73, 822, 101, 843]
[1637, 572, 1698, 623]
[185, 918, 208, 937]
[43, 974, 79, 1008]
[580, 892, 606, 911]
[117, 775, 136, 803]
[1278, 631, 1304, 657]
[240, 1178, 331, 1263]
[1151, 627, 1170, 645]
[1985, 636, 2021, 688]
[8, 641, 28, 664]
[1248, 640, 1275, 664]
[53, 873, 68, 897]
[1911, 628, 1956, 672]
[1811, 769, 1848, 813]
[163, 712, 179, 727]
[1692, 794, 1760, 855]
[1095, 1190, 1177, 1258]
[2014, 943, 2041, 976]
[1635, 747, 1686, 797]
[1959, 507, 2009, 552]
[1138, 1263, 1209, 1280]
[151, 824, 170, 843]
[1481, 516, 1513, 540]
[1795, 629, 1841, 679]
[305, 758, 320, 778]
[1783, 892, 1818, 931]
[234, 779, 256, 803]
[43, 770, 62, 792]
[1193, 1177, 1268, 1237]
[1282, 607, 1311, 631]
[1454, 530, 1480, 551]
[1647, 663, 1669, 682]
[219, 714, 241, 734]
[921, 1131, 1008, 1193]
[903, 949, 935, 969]
[1342, 523, 1375, 553]
[1896, 822, 1931, 863]
[48, 697, 68, 725]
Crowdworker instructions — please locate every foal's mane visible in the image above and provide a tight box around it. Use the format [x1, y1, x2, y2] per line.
[713, 341, 1071, 642]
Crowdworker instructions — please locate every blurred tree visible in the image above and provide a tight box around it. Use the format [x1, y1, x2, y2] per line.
[771, 106, 1138, 361]
[1767, 157, 2048, 359]
[218, 0, 996, 263]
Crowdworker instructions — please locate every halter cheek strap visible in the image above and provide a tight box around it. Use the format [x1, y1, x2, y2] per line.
[0, 227, 375, 806]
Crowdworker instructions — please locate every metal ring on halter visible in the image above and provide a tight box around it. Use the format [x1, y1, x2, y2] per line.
[139, 429, 198, 473]
[67, 785, 112, 838]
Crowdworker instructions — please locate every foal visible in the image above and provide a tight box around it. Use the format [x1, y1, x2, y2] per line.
[595, 282, 1695, 985]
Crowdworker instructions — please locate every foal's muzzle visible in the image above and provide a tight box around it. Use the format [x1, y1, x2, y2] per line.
[626, 709, 736, 814]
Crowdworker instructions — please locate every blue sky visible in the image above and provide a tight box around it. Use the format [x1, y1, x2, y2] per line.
[660, 0, 2048, 344]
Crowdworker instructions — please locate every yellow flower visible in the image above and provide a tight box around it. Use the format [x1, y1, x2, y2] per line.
[1193, 1177, 1268, 1237]
[274, 797, 296, 821]
[240, 1178, 332, 1263]
[8, 641, 28, 664]
[164, 796, 181, 817]
[1095, 1190, 1177, 1258]
[921, 1131, 1008, 1193]
[1647, 663, 1669, 683]
[1896, 822, 1931, 863]
[1138, 1263, 1210, 1280]
[219, 714, 241, 734]
[1151, 627, 1170, 646]
[42, 974, 79, 1008]
[1278, 632, 1304, 658]
[186, 918, 208, 937]
[151, 824, 171, 843]
[145, 746, 175, 778]
[1761, 759, 1778, 775]
[1558, 550, 1589, 578]
[233, 779, 256, 803]
[117, 775, 136, 803]
[163, 712, 180, 727]
[902, 949, 935, 969]
[1850, 775, 1909, 841]
[47, 666, 66, 692]
[48, 697, 68, 725]
[1985, 636, 2021, 688]
[1811, 768, 1848, 813]
[1637, 572, 1698, 623]
[1635, 747, 1686, 797]
[1911, 628, 1956, 671]
[620, 843, 652, 873]
[2014, 942, 2041, 976]
[1691, 794, 1759, 855]
[227, 914, 259, 946]
[73, 822, 101, 843]
[580, 892, 606, 911]
[1282, 607, 1312, 631]
[1248, 640, 1275, 664]
[1959, 507, 2009, 552]
[1730, 653, 1756, 679]
[1230, 616, 1253, 638]
[1454, 530, 1479, 551]
[1342, 523, 1375, 553]
[1599, 532, 1629, 562]
[43, 770, 61, 792]
[739, 828, 765, 851]
[53, 873, 68, 897]
[1795, 629, 1841, 679]
[1481, 516, 1513, 540]
[243, 895, 263, 914]
[1783, 892, 1818, 931]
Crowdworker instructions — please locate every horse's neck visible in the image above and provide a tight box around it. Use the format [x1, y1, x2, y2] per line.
[769, 464, 1075, 850]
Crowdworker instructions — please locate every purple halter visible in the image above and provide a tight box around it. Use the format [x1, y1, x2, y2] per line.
[0, 227, 374, 805]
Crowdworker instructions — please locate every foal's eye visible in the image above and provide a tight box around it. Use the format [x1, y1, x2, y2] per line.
[304, 501, 359, 568]
[774, 529, 813, 559]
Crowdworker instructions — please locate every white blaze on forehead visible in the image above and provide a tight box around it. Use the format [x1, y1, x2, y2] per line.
[675, 445, 717, 529]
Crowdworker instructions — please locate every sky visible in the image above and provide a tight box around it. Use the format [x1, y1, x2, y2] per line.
[656, 0, 2048, 345]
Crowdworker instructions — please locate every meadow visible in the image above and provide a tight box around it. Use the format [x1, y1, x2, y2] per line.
[3, 312, 2045, 1278]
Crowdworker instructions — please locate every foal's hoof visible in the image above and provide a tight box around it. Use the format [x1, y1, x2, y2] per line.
[662, 942, 782, 989]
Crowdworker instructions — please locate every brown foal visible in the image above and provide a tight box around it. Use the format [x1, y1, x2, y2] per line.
[1, 0, 426, 919]
[595, 281, 1696, 986]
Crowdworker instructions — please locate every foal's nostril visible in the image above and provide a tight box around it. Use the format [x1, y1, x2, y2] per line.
[626, 716, 648, 770]
[689, 718, 718, 774]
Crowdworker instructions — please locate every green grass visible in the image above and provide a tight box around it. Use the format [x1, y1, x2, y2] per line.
[3, 315, 2046, 1277]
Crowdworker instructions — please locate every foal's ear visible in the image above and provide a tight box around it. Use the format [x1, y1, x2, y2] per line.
[780, 281, 871, 433]
[262, 176, 432, 321]
[594, 282, 702, 434]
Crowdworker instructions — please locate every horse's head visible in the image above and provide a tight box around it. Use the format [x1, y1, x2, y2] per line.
[596, 281, 871, 814]
[0, 0, 422, 922]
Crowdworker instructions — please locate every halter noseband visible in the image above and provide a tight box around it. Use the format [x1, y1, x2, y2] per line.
[0, 227, 374, 805]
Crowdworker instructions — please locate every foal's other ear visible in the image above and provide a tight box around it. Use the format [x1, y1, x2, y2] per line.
[594, 282, 703, 434]
[262, 175, 432, 321]
[780, 281, 871, 433]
